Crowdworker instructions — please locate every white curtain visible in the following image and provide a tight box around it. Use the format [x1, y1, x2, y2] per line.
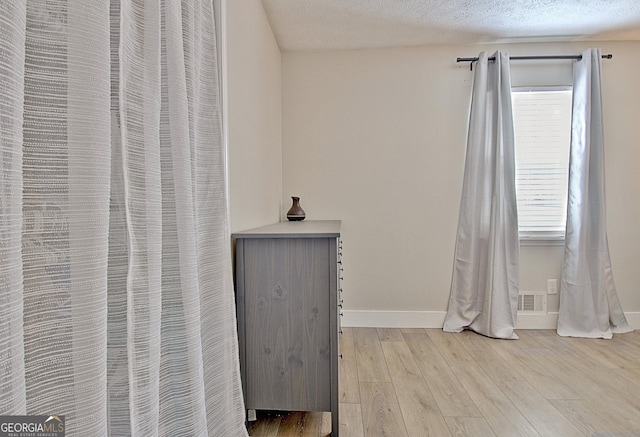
[557, 48, 633, 339]
[0, 1, 248, 436]
[443, 51, 520, 340]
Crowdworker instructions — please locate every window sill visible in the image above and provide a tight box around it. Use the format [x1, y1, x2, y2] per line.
[519, 235, 565, 247]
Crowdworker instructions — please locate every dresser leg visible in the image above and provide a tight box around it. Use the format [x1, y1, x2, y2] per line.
[331, 409, 339, 436]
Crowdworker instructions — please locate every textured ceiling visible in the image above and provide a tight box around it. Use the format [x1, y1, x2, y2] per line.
[260, 0, 640, 51]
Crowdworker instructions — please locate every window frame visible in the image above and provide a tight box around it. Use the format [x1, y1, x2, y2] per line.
[511, 85, 573, 246]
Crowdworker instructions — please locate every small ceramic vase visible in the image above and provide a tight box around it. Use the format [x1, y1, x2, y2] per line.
[286, 196, 306, 221]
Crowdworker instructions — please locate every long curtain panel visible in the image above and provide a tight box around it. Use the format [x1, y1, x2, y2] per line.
[0, 1, 248, 436]
[0, 0, 28, 414]
[557, 48, 632, 339]
[443, 51, 520, 340]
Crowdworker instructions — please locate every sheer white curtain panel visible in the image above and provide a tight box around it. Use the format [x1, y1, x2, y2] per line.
[557, 48, 633, 339]
[0, 0, 28, 415]
[443, 51, 520, 340]
[0, 1, 248, 435]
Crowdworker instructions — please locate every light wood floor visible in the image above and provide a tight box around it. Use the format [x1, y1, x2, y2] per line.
[247, 328, 640, 436]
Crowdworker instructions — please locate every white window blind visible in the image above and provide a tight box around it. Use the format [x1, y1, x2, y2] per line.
[512, 87, 572, 241]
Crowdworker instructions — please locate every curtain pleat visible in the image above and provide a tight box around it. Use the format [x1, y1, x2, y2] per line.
[22, 2, 111, 433]
[118, 0, 164, 434]
[1, 1, 248, 435]
[0, 1, 27, 415]
[186, 3, 248, 434]
[557, 48, 633, 339]
[66, 1, 112, 433]
[443, 51, 520, 340]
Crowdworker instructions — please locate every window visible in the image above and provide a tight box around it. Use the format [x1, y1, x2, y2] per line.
[512, 87, 572, 242]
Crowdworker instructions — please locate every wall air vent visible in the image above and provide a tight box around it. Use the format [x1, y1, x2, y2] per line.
[517, 292, 547, 314]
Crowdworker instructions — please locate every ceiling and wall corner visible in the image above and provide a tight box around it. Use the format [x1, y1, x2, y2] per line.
[226, 0, 283, 233]
[261, 0, 640, 51]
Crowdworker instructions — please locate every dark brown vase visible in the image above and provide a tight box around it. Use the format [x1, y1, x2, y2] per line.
[286, 196, 306, 221]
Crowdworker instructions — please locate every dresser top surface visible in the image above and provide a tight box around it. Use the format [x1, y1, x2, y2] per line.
[232, 220, 341, 239]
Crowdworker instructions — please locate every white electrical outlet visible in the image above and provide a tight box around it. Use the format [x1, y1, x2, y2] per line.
[547, 279, 558, 295]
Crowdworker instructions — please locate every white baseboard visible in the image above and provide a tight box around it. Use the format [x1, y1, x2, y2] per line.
[342, 310, 640, 330]
[342, 310, 447, 329]
[516, 312, 558, 329]
[625, 312, 640, 329]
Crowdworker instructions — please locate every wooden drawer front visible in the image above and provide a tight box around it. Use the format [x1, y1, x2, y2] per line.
[243, 238, 331, 411]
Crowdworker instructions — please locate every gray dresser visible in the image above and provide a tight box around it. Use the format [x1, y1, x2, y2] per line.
[233, 220, 341, 436]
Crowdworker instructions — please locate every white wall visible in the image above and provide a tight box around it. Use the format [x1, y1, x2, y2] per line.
[281, 41, 640, 327]
[226, 0, 282, 233]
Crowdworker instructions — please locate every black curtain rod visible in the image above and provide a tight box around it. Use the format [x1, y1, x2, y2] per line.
[457, 54, 613, 63]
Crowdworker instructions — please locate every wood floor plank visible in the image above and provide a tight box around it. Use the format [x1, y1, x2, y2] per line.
[403, 329, 481, 417]
[399, 328, 426, 334]
[381, 340, 452, 436]
[455, 331, 526, 387]
[301, 412, 328, 436]
[519, 333, 640, 430]
[339, 403, 364, 437]
[359, 381, 408, 437]
[543, 339, 640, 409]
[525, 343, 619, 401]
[444, 417, 497, 437]
[377, 328, 404, 342]
[321, 412, 332, 436]
[550, 399, 637, 435]
[247, 411, 281, 437]
[568, 335, 640, 369]
[614, 330, 640, 352]
[616, 366, 640, 386]
[484, 334, 580, 400]
[510, 330, 557, 357]
[426, 329, 476, 365]
[501, 381, 583, 437]
[432, 333, 540, 437]
[446, 363, 541, 437]
[339, 328, 361, 404]
[517, 331, 613, 398]
[353, 327, 391, 383]
[272, 411, 330, 436]
[276, 412, 305, 436]
[520, 330, 584, 356]
[575, 361, 640, 418]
